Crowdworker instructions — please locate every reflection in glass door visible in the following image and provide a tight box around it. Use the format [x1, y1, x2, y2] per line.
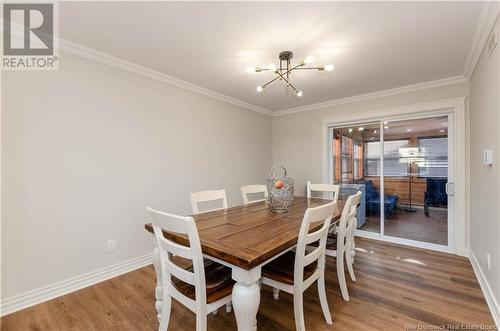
[329, 115, 451, 248]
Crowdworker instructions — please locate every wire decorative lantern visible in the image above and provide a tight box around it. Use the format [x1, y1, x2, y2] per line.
[266, 165, 294, 213]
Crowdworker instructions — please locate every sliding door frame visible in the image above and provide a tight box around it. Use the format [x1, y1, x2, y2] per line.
[322, 97, 466, 256]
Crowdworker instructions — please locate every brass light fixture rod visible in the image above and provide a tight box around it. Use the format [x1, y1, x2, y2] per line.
[249, 51, 334, 97]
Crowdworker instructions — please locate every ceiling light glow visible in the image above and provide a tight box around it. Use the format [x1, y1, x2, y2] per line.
[324, 64, 334, 71]
[304, 55, 315, 64]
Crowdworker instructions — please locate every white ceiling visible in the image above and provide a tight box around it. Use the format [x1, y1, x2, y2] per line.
[59, 2, 483, 112]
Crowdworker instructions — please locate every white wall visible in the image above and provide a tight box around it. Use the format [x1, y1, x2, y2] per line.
[1, 52, 272, 302]
[272, 83, 469, 196]
[469, 16, 500, 324]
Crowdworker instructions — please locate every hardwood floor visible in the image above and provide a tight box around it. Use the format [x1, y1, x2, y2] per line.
[1, 238, 494, 330]
[360, 208, 448, 245]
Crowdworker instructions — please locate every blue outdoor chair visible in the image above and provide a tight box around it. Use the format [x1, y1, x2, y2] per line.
[424, 178, 448, 217]
[364, 180, 398, 218]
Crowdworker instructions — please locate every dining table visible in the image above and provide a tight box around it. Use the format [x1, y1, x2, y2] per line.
[144, 196, 345, 331]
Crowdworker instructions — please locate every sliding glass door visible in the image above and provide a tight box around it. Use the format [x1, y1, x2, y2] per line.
[331, 122, 380, 234]
[329, 115, 453, 250]
[382, 117, 449, 245]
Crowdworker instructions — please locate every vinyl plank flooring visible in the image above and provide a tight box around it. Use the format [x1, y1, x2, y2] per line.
[1, 238, 494, 330]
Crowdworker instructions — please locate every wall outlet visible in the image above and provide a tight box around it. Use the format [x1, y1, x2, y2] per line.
[107, 239, 117, 253]
[483, 149, 494, 165]
[486, 253, 491, 271]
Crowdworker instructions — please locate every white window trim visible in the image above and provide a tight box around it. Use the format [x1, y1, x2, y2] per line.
[321, 97, 467, 256]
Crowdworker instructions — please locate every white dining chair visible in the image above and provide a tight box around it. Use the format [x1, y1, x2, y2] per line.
[306, 181, 340, 202]
[190, 189, 228, 214]
[261, 201, 336, 331]
[240, 185, 268, 204]
[326, 191, 362, 301]
[307, 181, 341, 260]
[148, 207, 234, 331]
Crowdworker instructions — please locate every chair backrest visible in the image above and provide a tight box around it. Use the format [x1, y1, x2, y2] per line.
[336, 191, 362, 254]
[190, 189, 228, 214]
[294, 201, 336, 289]
[148, 207, 206, 310]
[307, 181, 340, 203]
[240, 185, 268, 204]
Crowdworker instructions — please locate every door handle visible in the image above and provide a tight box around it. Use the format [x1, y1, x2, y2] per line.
[446, 182, 454, 196]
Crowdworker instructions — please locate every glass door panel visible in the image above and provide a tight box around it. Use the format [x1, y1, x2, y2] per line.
[382, 116, 449, 245]
[331, 123, 380, 234]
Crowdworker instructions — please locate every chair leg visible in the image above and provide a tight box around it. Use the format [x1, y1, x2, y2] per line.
[195, 313, 207, 331]
[345, 250, 356, 282]
[318, 271, 333, 325]
[337, 252, 350, 301]
[225, 302, 232, 313]
[293, 291, 306, 331]
[158, 295, 171, 331]
[272, 288, 280, 300]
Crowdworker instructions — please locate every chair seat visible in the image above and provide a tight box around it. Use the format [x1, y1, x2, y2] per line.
[172, 259, 234, 303]
[262, 251, 318, 285]
[309, 233, 337, 250]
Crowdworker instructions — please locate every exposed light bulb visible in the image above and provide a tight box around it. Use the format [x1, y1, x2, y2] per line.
[246, 67, 256, 73]
[324, 64, 334, 72]
[296, 90, 303, 97]
[256, 86, 263, 92]
[268, 63, 277, 72]
[304, 55, 314, 64]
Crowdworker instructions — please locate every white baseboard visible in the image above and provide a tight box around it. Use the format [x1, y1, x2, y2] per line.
[0, 253, 153, 317]
[469, 249, 500, 327]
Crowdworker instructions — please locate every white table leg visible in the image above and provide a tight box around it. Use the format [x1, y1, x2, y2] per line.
[231, 266, 261, 331]
[152, 238, 163, 321]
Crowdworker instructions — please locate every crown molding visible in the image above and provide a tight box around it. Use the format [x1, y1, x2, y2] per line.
[272, 76, 468, 117]
[58, 39, 273, 117]
[463, 1, 500, 80]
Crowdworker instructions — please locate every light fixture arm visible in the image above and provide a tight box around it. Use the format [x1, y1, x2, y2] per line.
[275, 70, 299, 93]
[261, 62, 304, 89]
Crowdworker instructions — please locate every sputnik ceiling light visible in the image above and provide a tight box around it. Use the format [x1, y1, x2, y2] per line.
[246, 51, 334, 97]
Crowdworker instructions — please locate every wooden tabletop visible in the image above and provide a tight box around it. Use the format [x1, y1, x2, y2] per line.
[145, 197, 344, 270]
